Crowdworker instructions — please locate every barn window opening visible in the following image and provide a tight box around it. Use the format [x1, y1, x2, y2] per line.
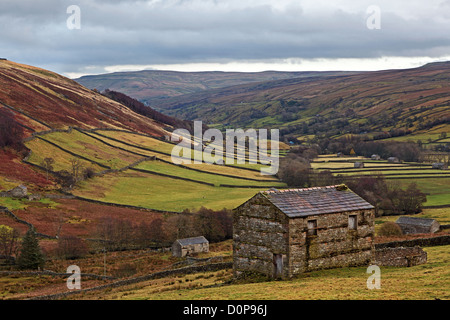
[307, 220, 317, 236]
[349, 215, 357, 230]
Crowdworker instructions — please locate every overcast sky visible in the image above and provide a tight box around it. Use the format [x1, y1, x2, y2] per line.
[1, 0, 450, 78]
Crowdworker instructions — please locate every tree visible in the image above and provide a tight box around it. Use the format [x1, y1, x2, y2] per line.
[55, 170, 76, 189]
[147, 218, 166, 243]
[378, 222, 403, 237]
[41, 157, 55, 181]
[55, 236, 88, 260]
[16, 228, 45, 270]
[392, 183, 427, 215]
[165, 211, 196, 241]
[70, 158, 84, 183]
[194, 207, 227, 243]
[277, 154, 311, 187]
[0, 225, 20, 257]
[0, 108, 24, 150]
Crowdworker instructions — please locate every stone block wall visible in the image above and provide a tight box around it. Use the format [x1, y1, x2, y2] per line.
[287, 209, 375, 276]
[233, 194, 289, 278]
[373, 246, 427, 267]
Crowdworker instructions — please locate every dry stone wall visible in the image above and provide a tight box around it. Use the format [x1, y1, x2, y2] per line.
[373, 246, 427, 267]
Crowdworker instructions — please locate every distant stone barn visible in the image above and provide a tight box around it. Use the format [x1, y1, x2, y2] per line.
[233, 185, 375, 279]
[395, 216, 440, 234]
[172, 236, 209, 257]
[354, 162, 364, 168]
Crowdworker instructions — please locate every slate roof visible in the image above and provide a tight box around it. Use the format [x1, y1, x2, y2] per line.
[175, 236, 208, 246]
[261, 185, 374, 218]
[395, 216, 438, 227]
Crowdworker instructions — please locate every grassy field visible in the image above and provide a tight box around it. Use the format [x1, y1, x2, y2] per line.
[25, 138, 106, 173]
[95, 130, 177, 155]
[394, 178, 450, 207]
[88, 131, 277, 179]
[42, 130, 144, 169]
[73, 170, 271, 211]
[312, 155, 450, 207]
[134, 160, 285, 187]
[23, 129, 284, 212]
[67, 244, 450, 300]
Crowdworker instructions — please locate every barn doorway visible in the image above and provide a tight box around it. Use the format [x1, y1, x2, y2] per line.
[273, 254, 283, 278]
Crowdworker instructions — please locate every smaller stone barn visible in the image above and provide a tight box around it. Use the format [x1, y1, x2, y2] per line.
[233, 185, 375, 279]
[0, 185, 28, 198]
[354, 162, 364, 168]
[371, 154, 381, 160]
[172, 236, 209, 257]
[395, 217, 440, 234]
[432, 162, 448, 170]
[388, 157, 400, 163]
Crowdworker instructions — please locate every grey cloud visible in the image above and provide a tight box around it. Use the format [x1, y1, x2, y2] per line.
[1, 0, 450, 75]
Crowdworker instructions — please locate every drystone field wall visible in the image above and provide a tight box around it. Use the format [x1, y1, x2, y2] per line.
[375, 235, 450, 249]
[373, 246, 427, 267]
[29, 262, 232, 300]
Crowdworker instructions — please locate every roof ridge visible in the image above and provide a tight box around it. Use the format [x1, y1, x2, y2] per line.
[261, 184, 374, 217]
[263, 184, 344, 194]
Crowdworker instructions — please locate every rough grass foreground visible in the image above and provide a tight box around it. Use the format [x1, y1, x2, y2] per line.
[70, 245, 449, 300]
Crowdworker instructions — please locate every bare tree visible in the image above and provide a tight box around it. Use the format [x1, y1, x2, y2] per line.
[70, 158, 84, 183]
[0, 225, 20, 257]
[41, 157, 55, 181]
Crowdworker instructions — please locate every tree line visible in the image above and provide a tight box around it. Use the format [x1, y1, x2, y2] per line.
[0, 107, 25, 152]
[102, 89, 198, 133]
[0, 207, 233, 270]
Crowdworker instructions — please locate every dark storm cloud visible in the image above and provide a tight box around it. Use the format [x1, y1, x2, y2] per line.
[1, 0, 450, 75]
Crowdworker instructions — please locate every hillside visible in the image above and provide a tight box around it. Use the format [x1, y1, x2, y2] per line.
[0, 61, 449, 303]
[0, 59, 192, 194]
[0, 61, 286, 284]
[150, 62, 450, 142]
[75, 69, 358, 105]
[0, 60, 171, 137]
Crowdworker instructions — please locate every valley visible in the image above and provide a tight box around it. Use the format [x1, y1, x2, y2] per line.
[0, 59, 449, 301]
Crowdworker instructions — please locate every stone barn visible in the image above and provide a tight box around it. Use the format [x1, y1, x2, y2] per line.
[395, 217, 440, 234]
[354, 162, 364, 168]
[0, 185, 28, 198]
[172, 236, 209, 257]
[371, 154, 381, 160]
[388, 157, 400, 163]
[233, 185, 375, 279]
[432, 162, 448, 170]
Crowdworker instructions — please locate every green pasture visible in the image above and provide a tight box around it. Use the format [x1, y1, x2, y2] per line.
[25, 138, 105, 172]
[42, 130, 143, 169]
[134, 160, 285, 187]
[84, 245, 450, 300]
[73, 170, 269, 212]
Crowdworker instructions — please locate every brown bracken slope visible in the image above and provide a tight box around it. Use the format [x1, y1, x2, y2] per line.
[0, 60, 169, 137]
